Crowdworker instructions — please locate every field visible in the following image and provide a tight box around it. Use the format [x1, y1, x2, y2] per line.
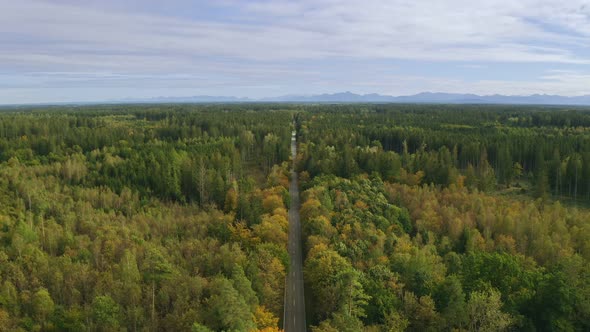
[0, 104, 589, 331]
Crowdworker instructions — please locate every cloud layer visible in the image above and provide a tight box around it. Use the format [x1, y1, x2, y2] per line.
[1, 0, 590, 103]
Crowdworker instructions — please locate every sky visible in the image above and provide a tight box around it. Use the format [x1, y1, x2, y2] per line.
[1, 0, 590, 104]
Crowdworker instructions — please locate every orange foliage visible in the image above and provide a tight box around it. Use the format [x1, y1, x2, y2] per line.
[354, 200, 368, 209]
[300, 198, 323, 221]
[225, 187, 238, 212]
[262, 195, 284, 214]
[253, 215, 288, 247]
[253, 305, 279, 330]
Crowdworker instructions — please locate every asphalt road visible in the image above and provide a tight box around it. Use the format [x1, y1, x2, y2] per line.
[284, 129, 307, 332]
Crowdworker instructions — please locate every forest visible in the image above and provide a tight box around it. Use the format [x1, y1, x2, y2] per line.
[0, 103, 589, 331]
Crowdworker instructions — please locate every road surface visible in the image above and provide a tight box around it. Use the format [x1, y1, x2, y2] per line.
[284, 128, 306, 331]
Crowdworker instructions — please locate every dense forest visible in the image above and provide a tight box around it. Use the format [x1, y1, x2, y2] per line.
[0, 103, 589, 331]
[0, 105, 294, 331]
[295, 105, 590, 331]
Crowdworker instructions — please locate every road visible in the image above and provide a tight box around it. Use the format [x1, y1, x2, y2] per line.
[284, 129, 307, 332]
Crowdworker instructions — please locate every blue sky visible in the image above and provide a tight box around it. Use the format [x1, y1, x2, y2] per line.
[1, 0, 590, 103]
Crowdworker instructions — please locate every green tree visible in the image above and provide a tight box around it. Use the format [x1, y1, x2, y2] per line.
[207, 277, 256, 332]
[305, 246, 354, 321]
[466, 289, 512, 332]
[402, 292, 440, 332]
[31, 288, 55, 327]
[192, 322, 213, 332]
[383, 310, 409, 332]
[231, 264, 258, 310]
[92, 295, 121, 331]
[143, 247, 174, 324]
[434, 275, 466, 330]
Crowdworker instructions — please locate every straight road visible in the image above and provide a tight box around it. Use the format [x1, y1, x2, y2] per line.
[284, 128, 306, 331]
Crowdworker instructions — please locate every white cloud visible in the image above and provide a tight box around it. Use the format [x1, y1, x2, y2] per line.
[1, 0, 590, 102]
[2, 0, 589, 67]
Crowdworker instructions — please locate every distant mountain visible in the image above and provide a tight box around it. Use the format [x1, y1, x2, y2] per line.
[113, 92, 590, 105]
[262, 91, 395, 102]
[264, 92, 590, 105]
[6, 92, 590, 106]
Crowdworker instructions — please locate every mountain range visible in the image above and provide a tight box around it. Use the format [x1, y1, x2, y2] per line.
[7, 92, 590, 106]
[130, 91, 590, 105]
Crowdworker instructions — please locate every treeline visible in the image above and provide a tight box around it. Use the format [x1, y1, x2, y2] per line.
[296, 105, 590, 200]
[0, 107, 291, 205]
[0, 105, 293, 331]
